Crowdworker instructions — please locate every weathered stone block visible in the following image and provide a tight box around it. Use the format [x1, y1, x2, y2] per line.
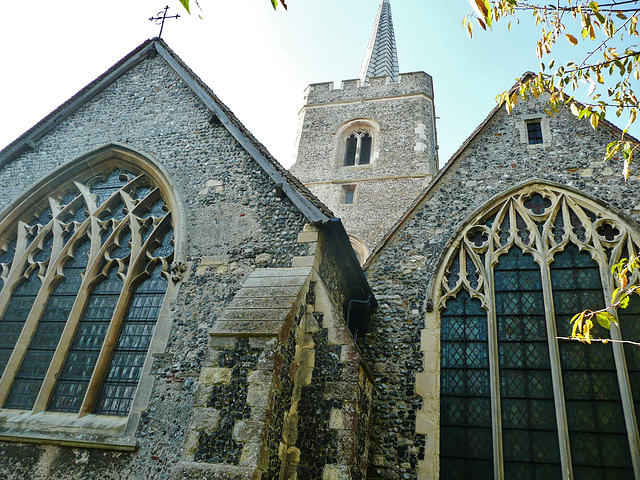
[322, 464, 351, 480]
[200, 367, 232, 385]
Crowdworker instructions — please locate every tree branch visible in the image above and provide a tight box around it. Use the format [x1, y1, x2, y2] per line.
[557, 336, 640, 346]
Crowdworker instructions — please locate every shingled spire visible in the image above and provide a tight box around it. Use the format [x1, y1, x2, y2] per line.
[358, 0, 399, 85]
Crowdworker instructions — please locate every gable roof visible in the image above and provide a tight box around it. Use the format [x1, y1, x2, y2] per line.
[364, 73, 640, 267]
[0, 38, 333, 225]
[0, 38, 374, 309]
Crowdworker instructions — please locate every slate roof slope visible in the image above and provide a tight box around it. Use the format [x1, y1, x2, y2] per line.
[364, 73, 640, 267]
[358, 0, 399, 84]
[0, 38, 333, 224]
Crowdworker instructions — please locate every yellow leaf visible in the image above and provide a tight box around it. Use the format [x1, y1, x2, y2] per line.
[625, 109, 637, 132]
[590, 113, 600, 129]
[570, 103, 580, 116]
[566, 33, 578, 45]
[469, 0, 489, 20]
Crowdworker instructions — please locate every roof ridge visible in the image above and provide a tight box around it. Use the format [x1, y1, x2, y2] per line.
[363, 73, 640, 267]
[0, 38, 155, 163]
[0, 38, 334, 224]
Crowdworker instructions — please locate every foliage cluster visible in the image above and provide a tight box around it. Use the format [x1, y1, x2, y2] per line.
[466, 0, 640, 178]
[570, 256, 640, 343]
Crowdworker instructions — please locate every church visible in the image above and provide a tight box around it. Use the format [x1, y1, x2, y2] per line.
[0, 1, 639, 479]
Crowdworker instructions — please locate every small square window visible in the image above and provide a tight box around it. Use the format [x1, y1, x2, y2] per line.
[526, 121, 543, 144]
[343, 185, 355, 204]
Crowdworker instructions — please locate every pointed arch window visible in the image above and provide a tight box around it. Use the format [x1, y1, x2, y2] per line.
[344, 131, 372, 166]
[437, 186, 640, 479]
[337, 119, 378, 168]
[0, 158, 175, 428]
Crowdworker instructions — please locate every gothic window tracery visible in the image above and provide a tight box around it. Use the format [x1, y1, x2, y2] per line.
[437, 185, 640, 479]
[0, 162, 174, 419]
[336, 119, 379, 168]
[344, 131, 372, 166]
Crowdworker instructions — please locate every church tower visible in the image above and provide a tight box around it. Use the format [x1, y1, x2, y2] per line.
[290, 0, 439, 261]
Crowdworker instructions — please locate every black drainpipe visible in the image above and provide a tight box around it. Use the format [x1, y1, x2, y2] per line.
[346, 294, 375, 342]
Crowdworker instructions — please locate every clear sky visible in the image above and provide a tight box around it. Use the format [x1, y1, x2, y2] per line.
[1, 0, 637, 168]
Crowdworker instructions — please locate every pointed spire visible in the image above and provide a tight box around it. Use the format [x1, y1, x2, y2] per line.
[358, 0, 399, 85]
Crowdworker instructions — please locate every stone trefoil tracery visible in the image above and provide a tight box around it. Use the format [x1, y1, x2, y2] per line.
[435, 184, 640, 478]
[0, 164, 174, 417]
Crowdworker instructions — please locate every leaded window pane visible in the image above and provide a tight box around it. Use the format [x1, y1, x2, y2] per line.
[551, 245, 634, 477]
[0, 238, 16, 265]
[440, 292, 492, 479]
[90, 169, 131, 206]
[48, 267, 122, 413]
[95, 265, 168, 415]
[0, 163, 173, 418]
[526, 121, 543, 144]
[616, 295, 640, 433]
[360, 133, 372, 164]
[440, 187, 640, 478]
[5, 239, 90, 410]
[0, 274, 41, 377]
[495, 248, 562, 476]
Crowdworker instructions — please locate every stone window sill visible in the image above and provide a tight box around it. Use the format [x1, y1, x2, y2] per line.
[0, 409, 137, 452]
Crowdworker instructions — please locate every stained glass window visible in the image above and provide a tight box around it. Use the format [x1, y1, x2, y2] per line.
[617, 296, 640, 430]
[437, 185, 640, 478]
[49, 267, 123, 413]
[0, 159, 175, 419]
[95, 265, 168, 415]
[551, 246, 634, 479]
[0, 274, 41, 377]
[5, 239, 90, 410]
[495, 248, 561, 478]
[440, 291, 493, 480]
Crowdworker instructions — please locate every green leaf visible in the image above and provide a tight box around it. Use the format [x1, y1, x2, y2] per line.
[625, 109, 637, 133]
[611, 287, 620, 303]
[571, 311, 587, 338]
[271, 0, 287, 9]
[595, 312, 616, 330]
[179, 0, 190, 14]
[620, 294, 630, 308]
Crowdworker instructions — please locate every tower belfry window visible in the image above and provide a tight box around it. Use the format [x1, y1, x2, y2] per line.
[344, 131, 372, 166]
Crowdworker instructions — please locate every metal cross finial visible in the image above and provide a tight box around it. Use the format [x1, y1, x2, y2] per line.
[149, 6, 180, 39]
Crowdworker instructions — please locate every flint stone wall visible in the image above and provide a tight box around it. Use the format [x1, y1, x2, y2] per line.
[361, 95, 640, 480]
[0, 52, 314, 480]
[290, 72, 438, 253]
